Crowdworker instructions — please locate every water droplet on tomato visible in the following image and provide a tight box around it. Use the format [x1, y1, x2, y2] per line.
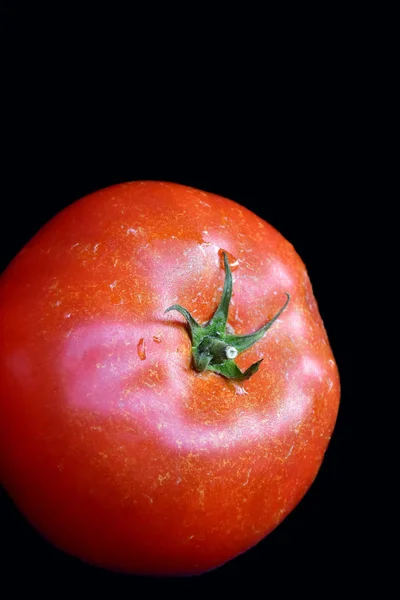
[137, 338, 146, 360]
[218, 248, 239, 271]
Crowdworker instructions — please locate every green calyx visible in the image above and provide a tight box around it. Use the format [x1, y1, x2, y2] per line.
[165, 253, 290, 382]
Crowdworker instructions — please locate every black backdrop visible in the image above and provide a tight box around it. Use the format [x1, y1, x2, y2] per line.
[0, 8, 357, 595]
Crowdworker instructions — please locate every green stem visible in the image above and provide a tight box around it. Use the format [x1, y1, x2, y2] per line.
[165, 253, 290, 381]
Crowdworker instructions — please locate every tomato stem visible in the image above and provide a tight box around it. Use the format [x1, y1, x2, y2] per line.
[165, 253, 290, 381]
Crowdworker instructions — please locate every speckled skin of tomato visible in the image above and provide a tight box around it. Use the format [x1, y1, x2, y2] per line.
[0, 182, 340, 576]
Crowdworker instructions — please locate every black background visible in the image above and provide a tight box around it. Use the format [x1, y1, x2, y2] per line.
[0, 7, 359, 595]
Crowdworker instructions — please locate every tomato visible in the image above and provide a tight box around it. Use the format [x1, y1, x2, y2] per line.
[0, 181, 340, 576]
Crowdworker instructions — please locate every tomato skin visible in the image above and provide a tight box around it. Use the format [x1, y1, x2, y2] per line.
[0, 181, 340, 576]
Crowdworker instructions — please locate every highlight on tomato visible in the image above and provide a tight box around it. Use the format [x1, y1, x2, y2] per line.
[0, 181, 340, 576]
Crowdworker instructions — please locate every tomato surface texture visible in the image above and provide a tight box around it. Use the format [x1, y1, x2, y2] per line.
[0, 182, 340, 576]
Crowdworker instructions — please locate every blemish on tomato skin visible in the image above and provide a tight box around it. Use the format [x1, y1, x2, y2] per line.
[175, 344, 187, 353]
[137, 338, 146, 360]
[153, 336, 161, 343]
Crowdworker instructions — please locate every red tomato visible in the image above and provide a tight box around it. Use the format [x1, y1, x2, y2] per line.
[0, 181, 340, 576]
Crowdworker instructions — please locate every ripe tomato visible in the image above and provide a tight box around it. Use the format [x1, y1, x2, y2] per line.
[0, 181, 340, 576]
